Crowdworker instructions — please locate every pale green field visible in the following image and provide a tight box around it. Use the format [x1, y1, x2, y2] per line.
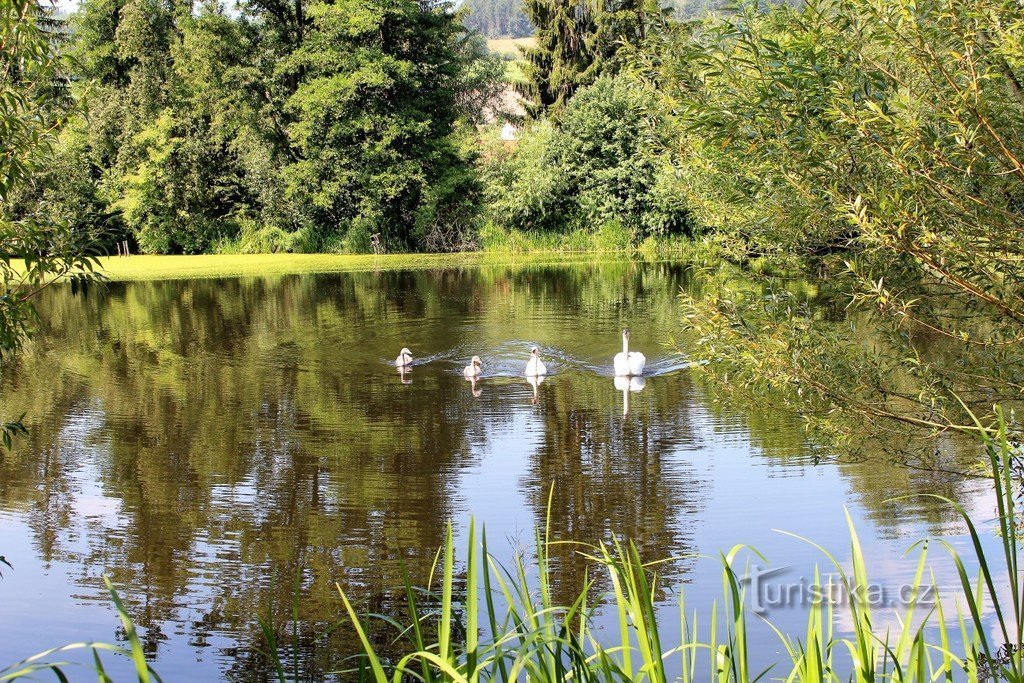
[92, 251, 637, 282]
[486, 36, 535, 57]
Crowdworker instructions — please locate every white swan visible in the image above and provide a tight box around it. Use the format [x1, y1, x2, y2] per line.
[395, 347, 413, 367]
[613, 329, 646, 377]
[525, 347, 548, 377]
[463, 355, 483, 378]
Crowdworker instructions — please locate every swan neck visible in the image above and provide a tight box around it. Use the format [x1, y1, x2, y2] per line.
[622, 334, 629, 356]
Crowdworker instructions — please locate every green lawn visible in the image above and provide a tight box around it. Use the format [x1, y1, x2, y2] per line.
[92, 251, 637, 282]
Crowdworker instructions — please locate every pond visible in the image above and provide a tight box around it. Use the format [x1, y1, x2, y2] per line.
[0, 259, 998, 680]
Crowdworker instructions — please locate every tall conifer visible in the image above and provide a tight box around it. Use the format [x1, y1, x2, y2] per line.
[518, 0, 595, 115]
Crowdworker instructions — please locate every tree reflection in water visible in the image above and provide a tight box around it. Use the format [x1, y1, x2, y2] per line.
[0, 261, 985, 679]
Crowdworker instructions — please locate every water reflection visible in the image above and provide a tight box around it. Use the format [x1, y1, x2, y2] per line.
[615, 375, 646, 416]
[0, 261, 992, 680]
[527, 375, 544, 405]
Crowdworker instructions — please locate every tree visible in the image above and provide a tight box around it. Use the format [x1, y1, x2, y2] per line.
[282, 0, 480, 251]
[518, 0, 596, 114]
[671, 0, 1024, 436]
[486, 75, 691, 238]
[462, 0, 532, 37]
[0, 0, 102, 442]
[518, 0, 671, 115]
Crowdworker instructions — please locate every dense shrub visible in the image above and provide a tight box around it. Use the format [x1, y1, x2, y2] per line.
[484, 76, 693, 242]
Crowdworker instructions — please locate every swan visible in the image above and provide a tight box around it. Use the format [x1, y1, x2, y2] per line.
[463, 355, 483, 378]
[395, 347, 413, 367]
[525, 347, 548, 377]
[613, 329, 646, 377]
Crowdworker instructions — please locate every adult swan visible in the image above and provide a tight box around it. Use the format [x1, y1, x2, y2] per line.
[613, 329, 646, 377]
[525, 347, 548, 377]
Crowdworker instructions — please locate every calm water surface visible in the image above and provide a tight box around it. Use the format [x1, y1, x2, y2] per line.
[0, 260, 997, 680]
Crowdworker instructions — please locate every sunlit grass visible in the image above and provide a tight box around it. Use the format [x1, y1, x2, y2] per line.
[77, 237, 710, 281]
[90, 251, 647, 282]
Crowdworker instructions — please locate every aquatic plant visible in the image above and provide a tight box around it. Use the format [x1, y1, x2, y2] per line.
[0, 578, 162, 682]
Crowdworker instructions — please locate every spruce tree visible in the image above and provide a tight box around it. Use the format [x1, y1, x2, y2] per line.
[518, 0, 595, 115]
[518, 0, 668, 116]
[587, 0, 670, 72]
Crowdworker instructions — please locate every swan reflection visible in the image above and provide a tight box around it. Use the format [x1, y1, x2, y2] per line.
[527, 374, 546, 404]
[397, 365, 412, 384]
[615, 375, 646, 416]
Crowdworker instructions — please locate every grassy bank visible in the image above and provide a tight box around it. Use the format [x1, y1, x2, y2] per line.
[88, 240, 708, 282]
[92, 252, 617, 282]
[95, 253, 473, 282]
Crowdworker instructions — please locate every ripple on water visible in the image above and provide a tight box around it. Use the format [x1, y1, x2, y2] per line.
[382, 340, 695, 379]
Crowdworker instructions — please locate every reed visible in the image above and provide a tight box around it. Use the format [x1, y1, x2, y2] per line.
[331, 416, 1022, 682]
[0, 577, 162, 682]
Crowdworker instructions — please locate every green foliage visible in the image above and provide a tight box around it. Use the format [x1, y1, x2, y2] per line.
[485, 76, 692, 240]
[0, 0, 103, 447]
[114, 110, 242, 254]
[216, 219, 318, 254]
[518, 0, 671, 114]
[517, 0, 596, 113]
[460, 35, 512, 124]
[27, 122, 119, 252]
[281, 0, 480, 252]
[479, 219, 634, 252]
[62, 0, 252, 254]
[676, 0, 1024, 310]
[663, 0, 1024, 434]
[50, 0, 494, 254]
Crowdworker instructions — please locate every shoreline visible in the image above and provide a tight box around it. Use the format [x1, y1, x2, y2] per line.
[89, 249, 696, 282]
